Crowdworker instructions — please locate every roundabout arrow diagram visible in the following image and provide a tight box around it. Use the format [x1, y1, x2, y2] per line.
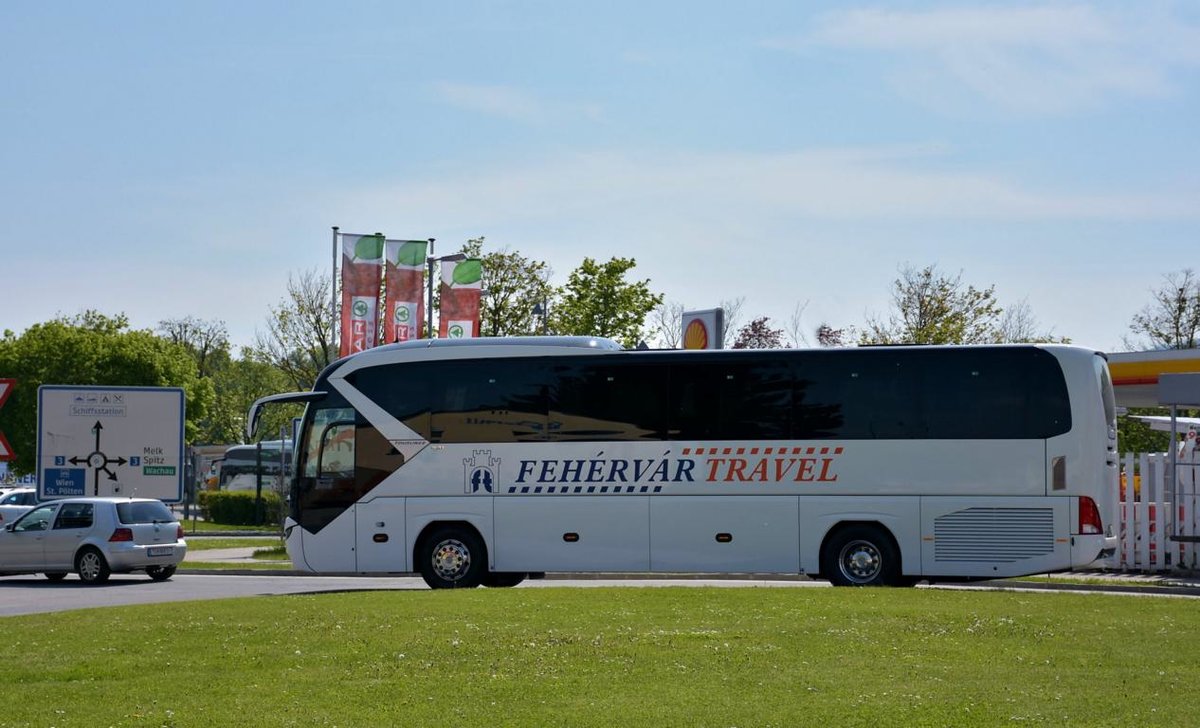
[67, 421, 128, 495]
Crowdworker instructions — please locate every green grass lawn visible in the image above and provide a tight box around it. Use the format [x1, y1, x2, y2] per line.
[179, 560, 292, 570]
[185, 537, 282, 551]
[1, 587, 1196, 727]
[250, 544, 289, 559]
[179, 520, 280, 534]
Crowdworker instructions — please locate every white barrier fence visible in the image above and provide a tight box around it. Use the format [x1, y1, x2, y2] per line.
[1117, 452, 1200, 572]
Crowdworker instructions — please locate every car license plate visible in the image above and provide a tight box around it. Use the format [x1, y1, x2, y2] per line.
[148, 547, 174, 557]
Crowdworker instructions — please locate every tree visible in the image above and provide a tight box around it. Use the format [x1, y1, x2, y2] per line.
[1127, 270, 1200, 350]
[250, 268, 338, 391]
[784, 301, 810, 348]
[203, 358, 301, 445]
[0, 312, 212, 474]
[157, 317, 230, 379]
[650, 301, 686, 349]
[732, 317, 785, 349]
[552, 257, 664, 348]
[719, 296, 745, 349]
[816, 323, 852, 347]
[459, 238, 555, 336]
[995, 299, 1067, 344]
[861, 264, 1002, 345]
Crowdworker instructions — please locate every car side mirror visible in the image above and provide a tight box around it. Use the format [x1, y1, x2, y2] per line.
[3, 523, 13, 532]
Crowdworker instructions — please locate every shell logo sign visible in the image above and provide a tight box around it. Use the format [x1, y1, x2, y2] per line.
[683, 319, 709, 349]
[681, 309, 724, 350]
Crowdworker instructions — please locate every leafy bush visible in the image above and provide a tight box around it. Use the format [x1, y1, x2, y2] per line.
[198, 491, 283, 525]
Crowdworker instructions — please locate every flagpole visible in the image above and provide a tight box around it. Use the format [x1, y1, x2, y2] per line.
[331, 225, 339, 334]
[426, 238, 436, 339]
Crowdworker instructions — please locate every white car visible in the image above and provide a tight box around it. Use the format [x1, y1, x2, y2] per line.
[0, 488, 37, 526]
[0, 497, 188, 583]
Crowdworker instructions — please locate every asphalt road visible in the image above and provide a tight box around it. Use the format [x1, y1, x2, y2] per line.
[3, 572, 1197, 617]
[0, 573, 431, 617]
[0, 573, 830, 616]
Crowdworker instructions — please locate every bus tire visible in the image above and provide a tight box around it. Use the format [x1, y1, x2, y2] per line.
[481, 571, 526, 588]
[821, 525, 903, 587]
[418, 526, 485, 589]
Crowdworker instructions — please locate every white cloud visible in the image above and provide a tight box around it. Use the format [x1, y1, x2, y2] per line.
[433, 81, 602, 123]
[767, 3, 1200, 114]
[324, 145, 1196, 352]
[336, 145, 1198, 228]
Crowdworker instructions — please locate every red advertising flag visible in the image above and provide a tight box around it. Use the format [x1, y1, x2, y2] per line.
[438, 258, 482, 338]
[339, 233, 384, 357]
[384, 240, 429, 343]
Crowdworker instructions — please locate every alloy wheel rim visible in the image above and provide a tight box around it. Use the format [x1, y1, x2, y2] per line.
[839, 540, 882, 583]
[432, 539, 470, 581]
[79, 553, 101, 580]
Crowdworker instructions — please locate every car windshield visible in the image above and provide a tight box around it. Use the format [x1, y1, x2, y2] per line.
[116, 501, 175, 524]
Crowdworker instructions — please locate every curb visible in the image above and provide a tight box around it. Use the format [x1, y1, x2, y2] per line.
[172, 569, 1200, 595]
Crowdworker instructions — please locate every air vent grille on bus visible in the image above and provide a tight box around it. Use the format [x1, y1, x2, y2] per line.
[933, 507, 1055, 563]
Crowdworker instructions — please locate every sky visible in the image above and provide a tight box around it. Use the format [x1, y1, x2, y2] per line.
[2, 1, 1198, 353]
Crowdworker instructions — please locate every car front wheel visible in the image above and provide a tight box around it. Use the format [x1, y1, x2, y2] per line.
[75, 547, 111, 584]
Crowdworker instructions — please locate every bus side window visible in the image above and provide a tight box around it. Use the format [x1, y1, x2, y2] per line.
[550, 360, 669, 441]
[351, 363, 433, 440]
[796, 352, 920, 439]
[431, 359, 548, 443]
[669, 358, 791, 440]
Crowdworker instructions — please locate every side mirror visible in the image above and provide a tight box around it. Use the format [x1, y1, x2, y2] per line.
[3, 523, 14, 532]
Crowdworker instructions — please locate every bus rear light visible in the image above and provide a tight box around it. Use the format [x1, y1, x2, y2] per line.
[1077, 497, 1102, 535]
[109, 528, 134, 542]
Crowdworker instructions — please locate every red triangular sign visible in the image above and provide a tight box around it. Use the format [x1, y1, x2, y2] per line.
[0, 379, 12, 461]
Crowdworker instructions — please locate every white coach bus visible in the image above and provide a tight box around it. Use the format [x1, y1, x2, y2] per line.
[248, 337, 1119, 588]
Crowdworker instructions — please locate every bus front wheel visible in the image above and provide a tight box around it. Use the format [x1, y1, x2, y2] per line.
[821, 525, 904, 587]
[418, 526, 485, 589]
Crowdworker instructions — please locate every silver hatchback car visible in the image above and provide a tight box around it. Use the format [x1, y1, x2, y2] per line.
[0, 497, 187, 583]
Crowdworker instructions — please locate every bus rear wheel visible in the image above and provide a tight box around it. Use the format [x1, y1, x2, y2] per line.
[821, 525, 904, 587]
[418, 526, 485, 589]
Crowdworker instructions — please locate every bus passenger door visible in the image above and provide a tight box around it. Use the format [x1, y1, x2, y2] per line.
[355, 498, 408, 573]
